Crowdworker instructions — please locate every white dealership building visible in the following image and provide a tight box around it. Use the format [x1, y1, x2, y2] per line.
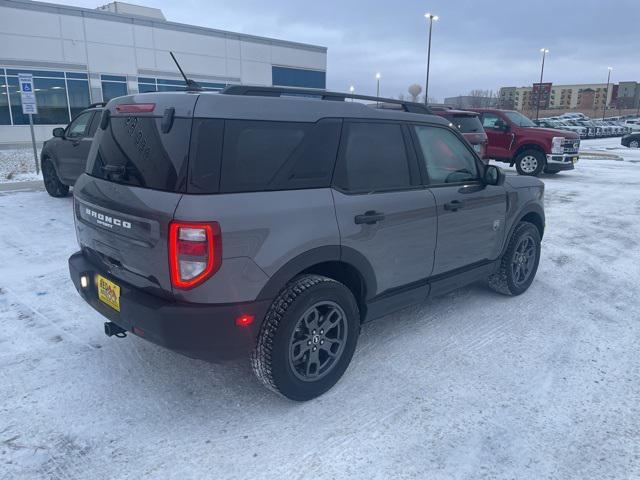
[0, 0, 328, 144]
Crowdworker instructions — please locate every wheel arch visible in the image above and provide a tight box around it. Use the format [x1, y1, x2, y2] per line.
[502, 204, 545, 256]
[513, 143, 546, 162]
[255, 246, 376, 321]
[41, 151, 62, 177]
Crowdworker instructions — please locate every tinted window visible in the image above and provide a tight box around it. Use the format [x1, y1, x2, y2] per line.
[413, 125, 479, 184]
[86, 115, 191, 192]
[449, 115, 483, 133]
[333, 122, 411, 192]
[219, 119, 340, 193]
[66, 111, 93, 138]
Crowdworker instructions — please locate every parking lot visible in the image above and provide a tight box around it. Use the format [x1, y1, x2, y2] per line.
[0, 138, 639, 479]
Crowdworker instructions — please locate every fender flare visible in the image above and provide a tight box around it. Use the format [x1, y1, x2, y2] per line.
[255, 245, 377, 301]
[501, 202, 545, 256]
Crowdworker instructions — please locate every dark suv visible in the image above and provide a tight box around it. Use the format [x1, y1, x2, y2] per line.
[431, 107, 488, 160]
[68, 87, 545, 401]
[41, 103, 105, 197]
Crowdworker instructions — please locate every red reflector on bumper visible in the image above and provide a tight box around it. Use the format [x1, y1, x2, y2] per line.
[235, 315, 254, 327]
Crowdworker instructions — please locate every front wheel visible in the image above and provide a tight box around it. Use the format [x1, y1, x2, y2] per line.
[488, 222, 541, 296]
[630, 140, 639, 149]
[251, 275, 360, 401]
[42, 159, 69, 197]
[515, 149, 545, 176]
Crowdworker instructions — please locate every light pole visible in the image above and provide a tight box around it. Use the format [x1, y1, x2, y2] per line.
[603, 66, 612, 120]
[535, 48, 548, 121]
[375, 72, 381, 106]
[349, 85, 355, 102]
[424, 13, 439, 105]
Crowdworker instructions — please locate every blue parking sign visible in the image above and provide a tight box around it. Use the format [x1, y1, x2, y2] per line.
[21, 82, 32, 92]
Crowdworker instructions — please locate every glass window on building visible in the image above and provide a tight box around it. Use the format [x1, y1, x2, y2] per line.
[272, 66, 326, 89]
[0, 70, 10, 125]
[67, 79, 91, 119]
[101, 75, 128, 102]
[3, 69, 91, 125]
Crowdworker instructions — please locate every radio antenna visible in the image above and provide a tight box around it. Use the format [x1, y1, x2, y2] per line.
[169, 51, 202, 91]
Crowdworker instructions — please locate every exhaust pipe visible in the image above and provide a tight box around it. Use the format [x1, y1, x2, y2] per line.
[104, 322, 127, 338]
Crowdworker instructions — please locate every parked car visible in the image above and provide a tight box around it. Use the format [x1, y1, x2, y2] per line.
[432, 108, 489, 160]
[563, 119, 597, 138]
[623, 121, 640, 132]
[469, 108, 580, 175]
[535, 119, 587, 138]
[68, 87, 545, 401]
[40, 103, 105, 197]
[621, 132, 640, 148]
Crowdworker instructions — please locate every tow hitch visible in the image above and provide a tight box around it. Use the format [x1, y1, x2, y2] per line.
[104, 322, 127, 338]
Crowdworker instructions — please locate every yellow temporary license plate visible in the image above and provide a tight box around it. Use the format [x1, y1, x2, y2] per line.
[572, 157, 578, 164]
[97, 274, 120, 312]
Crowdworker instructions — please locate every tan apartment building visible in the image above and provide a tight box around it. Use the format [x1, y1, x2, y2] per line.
[500, 83, 620, 111]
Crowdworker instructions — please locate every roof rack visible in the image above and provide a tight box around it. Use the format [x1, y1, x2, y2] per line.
[220, 85, 433, 114]
[88, 102, 108, 109]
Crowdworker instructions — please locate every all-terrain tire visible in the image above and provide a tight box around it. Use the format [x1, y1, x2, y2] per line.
[515, 149, 546, 176]
[488, 222, 541, 296]
[42, 158, 69, 198]
[251, 274, 360, 401]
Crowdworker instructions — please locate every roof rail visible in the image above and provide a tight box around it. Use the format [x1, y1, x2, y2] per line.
[88, 102, 108, 109]
[220, 85, 433, 114]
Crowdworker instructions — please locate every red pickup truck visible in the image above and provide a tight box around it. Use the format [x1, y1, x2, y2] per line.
[468, 108, 580, 176]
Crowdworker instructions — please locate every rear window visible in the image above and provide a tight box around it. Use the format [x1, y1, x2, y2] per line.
[87, 114, 191, 192]
[449, 115, 483, 133]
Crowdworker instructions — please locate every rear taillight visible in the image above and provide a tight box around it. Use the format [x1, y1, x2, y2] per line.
[169, 221, 222, 289]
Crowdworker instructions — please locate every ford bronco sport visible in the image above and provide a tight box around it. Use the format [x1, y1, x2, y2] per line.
[69, 86, 545, 401]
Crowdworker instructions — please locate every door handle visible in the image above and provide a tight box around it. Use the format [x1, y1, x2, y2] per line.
[354, 210, 386, 225]
[444, 200, 465, 212]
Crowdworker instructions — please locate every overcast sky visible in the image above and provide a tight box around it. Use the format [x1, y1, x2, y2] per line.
[54, 0, 638, 101]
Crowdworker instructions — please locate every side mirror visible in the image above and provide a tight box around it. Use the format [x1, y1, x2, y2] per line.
[484, 165, 505, 186]
[52, 127, 65, 138]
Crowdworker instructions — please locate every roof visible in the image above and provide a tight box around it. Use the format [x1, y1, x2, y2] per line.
[194, 92, 449, 124]
[1, 0, 327, 53]
[113, 90, 450, 125]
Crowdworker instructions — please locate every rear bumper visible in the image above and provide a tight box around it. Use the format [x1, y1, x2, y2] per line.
[69, 251, 271, 362]
[546, 154, 577, 172]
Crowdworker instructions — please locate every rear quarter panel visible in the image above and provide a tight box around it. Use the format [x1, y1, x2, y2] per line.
[173, 188, 340, 303]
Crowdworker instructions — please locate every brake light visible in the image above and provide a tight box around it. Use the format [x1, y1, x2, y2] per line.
[115, 103, 156, 113]
[169, 221, 222, 289]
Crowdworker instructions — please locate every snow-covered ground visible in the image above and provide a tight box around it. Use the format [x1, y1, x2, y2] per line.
[1, 146, 639, 479]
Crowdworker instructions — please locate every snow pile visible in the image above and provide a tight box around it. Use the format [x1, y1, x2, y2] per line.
[0, 156, 639, 479]
[0, 147, 43, 183]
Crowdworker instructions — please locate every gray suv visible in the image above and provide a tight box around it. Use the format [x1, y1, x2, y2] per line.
[68, 86, 545, 401]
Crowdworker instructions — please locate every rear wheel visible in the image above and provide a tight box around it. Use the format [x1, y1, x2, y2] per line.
[252, 274, 360, 401]
[515, 149, 545, 176]
[630, 140, 639, 148]
[42, 159, 69, 197]
[488, 222, 541, 296]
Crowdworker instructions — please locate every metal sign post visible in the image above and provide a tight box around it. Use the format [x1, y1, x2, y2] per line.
[18, 73, 39, 174]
